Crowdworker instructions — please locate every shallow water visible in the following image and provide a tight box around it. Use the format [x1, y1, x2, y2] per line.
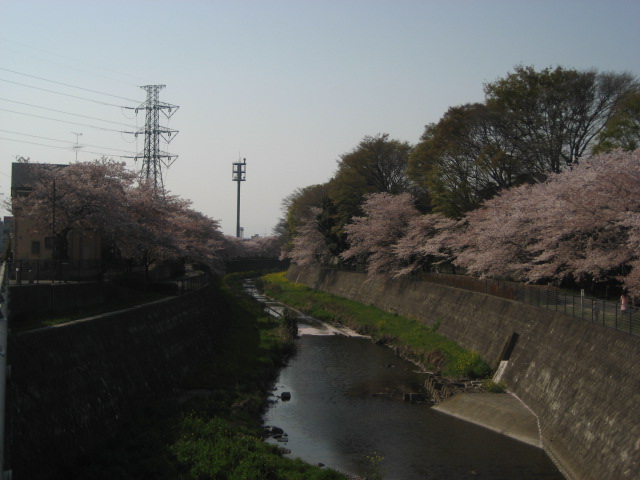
[263, 317, 564, 480]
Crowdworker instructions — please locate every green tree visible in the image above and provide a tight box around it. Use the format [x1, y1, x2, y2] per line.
[485, 65, 637, 173]
[408, 103, 524, 218]
[328, 133, 417, 225]
[593, 90, 640, 153]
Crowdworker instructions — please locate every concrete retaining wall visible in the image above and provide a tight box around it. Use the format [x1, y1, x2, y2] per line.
[288, 265, 640, 480]
[7, 284, 227, 480]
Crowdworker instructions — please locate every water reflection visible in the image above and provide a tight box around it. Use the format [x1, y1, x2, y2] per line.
[264, 317, 563, 480]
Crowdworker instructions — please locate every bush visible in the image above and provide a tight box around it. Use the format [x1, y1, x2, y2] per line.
[482, 379, 508, 393]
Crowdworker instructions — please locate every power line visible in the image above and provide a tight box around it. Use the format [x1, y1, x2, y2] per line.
[0, 77, 130, 108]
[0, 97, 138, 128]
[0, 45, 140, 88]
[0, 107, 130, 133]
[0, 137, 129, 158]
[0, 129, 137, 154]
[0, 36, 147, 84]
[0, 67, 142, 103]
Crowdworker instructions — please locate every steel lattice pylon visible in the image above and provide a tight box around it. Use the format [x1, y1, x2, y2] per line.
[126, 85, 179, 190]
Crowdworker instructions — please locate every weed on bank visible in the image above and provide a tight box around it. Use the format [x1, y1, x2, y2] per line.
[259, 271, 490, 378]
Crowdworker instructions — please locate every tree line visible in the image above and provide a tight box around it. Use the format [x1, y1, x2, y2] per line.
[279, 65, 640, 297]
[9, 158, 280, 277]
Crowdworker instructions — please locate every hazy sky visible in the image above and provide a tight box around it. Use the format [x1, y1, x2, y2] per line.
[2, 1, 639, 237]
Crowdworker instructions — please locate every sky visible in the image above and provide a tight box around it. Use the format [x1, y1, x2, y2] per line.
[1, 0, 639, 238]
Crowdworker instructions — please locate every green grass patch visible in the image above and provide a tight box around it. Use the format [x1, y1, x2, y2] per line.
[260, 271, 490, 379]
[57, 272, 347, 480]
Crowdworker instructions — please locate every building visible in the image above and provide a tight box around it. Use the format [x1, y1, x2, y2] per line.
[10, 162, 101, 265]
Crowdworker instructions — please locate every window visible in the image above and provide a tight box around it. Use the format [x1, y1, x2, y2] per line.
[45, 237, 53, 250]
[31, 241, 40, 255]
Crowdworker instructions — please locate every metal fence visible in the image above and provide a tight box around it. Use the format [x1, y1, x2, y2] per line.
[8, 259, 211, 296]
[173, 272, 211, 294]
[324, 265, 640, 337]
[8, 259, 124, 284]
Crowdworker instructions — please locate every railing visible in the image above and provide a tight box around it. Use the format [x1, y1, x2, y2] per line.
[173, 272, 211, 294]
[322, 264, 639, 337]
[8, 259, 124, 284]
[8, 259, 211, 296]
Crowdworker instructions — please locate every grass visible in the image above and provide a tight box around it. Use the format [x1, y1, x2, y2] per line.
[259, 271, 490, 379]
[54, 271, 348, 480]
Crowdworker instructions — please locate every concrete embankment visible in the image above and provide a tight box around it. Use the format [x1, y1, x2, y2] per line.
[433, 393, 540, 448]
[288, 264, 640, 480]
[7, 284, 228, 480]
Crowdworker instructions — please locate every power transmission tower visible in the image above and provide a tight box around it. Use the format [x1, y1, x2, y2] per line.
[232, 157, 246, 238]
[125, 85, 179, 190]
[70, 131, 83, 161]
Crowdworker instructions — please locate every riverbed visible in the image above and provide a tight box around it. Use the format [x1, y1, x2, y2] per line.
[263, 315, 563, 480]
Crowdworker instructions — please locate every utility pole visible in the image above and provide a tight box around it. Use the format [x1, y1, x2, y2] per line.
[71, 132, 83, 161]
[125, 85, 179, 190]
[232, 157, 246, 238]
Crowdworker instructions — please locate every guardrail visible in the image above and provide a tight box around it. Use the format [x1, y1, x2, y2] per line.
[323, 264, 639, 336]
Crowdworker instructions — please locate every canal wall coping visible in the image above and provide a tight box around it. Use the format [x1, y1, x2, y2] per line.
[287, 264, 640, 480]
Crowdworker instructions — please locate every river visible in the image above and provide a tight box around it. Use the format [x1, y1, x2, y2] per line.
[263, 315, 564, 480]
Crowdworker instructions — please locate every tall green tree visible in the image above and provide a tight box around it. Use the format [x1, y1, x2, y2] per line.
[593, 90, 640, 153]
[485, 65, 638, 173]
[328, 133, 424, 224]
[408, 103, 523, 218]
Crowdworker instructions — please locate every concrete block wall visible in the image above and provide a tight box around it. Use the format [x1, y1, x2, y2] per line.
[7, 284, 227, 480]
[288, 265, 640, 480]
[9, 282, 106, 320]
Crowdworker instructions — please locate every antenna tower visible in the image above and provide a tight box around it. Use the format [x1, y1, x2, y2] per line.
[126, 85, 179, 190]
[232, 157, 246, 238]
[71, 131, 83, 161]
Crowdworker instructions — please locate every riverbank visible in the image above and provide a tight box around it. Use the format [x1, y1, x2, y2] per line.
[50, 273, 350, 480]
[259, 272, 543, 450]
[433, 393, 541, 447]
[258, 271, 491, 379]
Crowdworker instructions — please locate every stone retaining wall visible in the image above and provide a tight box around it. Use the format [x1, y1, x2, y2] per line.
[7, 284, 227, 479]
[288, 265, 640, 480]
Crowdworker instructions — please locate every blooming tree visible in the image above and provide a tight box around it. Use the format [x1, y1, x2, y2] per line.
[341, 192, 419, 275]
[455, 149, 640, 295]
[284, 207, 331, 266]
[11, 158, 137, 258]
[11, 158, 226, 273]
[393, 213, 462, 277]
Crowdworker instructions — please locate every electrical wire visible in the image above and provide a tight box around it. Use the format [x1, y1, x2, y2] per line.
[0, 67, 142, 103]
[0, 97, 139, 128]
[0, 137, 129, 158]
[0, 129, 138, 154]
[0, 45, 140, 88]
[0, 36, 147, 84]
[0, 77, 134, 108]
[0, 107, 138, 134]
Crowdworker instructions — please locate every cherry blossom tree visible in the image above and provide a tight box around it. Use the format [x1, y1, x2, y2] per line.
[393, 213, 462, 277]
[283, 207, 331, 266]
[341, 192, 419, 275]
[11, 158, 226, 274]
[11, 158, 137, 258]
[454, 149, 640, 295]
[221, 235, 281, 260]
